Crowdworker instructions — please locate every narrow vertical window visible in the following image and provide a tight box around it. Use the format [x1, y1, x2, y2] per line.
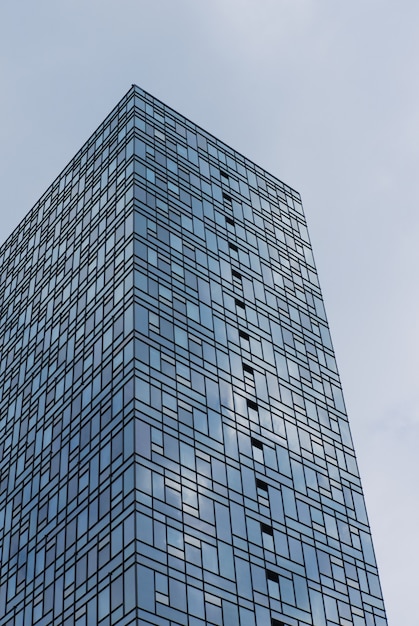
[243, 363, 254, 388]
[232, 270, 242, 289]
[251, 437, 264, 464]
[239, 329, 250, 352]
[247, 399, 259, 423]
[261, 523, 274, 551]
[235, 299, 245, 318]
[266, 570, 280, 599]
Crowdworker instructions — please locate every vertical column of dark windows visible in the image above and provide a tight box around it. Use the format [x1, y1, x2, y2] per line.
[223, 186, 248, 336]
[222, 184, 236, 279]
[222, 179, 289, 625]
[222, 173, 281, 619]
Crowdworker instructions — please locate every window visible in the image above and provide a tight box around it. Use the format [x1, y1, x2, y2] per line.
[232, 269, 242, 281]
[261, 522, 273, 536]
[149, 312, 159, 332]
[247, 399, 259, 424]
[154, 129, 166, 142]
[251, 437, 264, 464]
[229, 242, 238, 260]
[220, 169, 229, 181]
[266, 570, 279, 582]
[239, 329, 250, 352]
[261, 523, 274, 551]
[256, 478, 268, 497]
[243, 367, 255, 394]
[232, 270, 242, 291]
[266, 570, 280, 599]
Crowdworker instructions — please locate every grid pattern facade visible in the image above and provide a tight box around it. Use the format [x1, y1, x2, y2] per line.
[0, 86, 387, 626]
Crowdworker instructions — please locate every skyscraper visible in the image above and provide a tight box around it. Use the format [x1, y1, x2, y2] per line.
[0, 85, 387, 626]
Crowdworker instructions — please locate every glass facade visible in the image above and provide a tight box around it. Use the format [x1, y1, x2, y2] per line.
[0, 85, 387, 625]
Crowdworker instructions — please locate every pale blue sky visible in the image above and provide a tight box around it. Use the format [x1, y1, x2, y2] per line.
[2, 2, 418, 623]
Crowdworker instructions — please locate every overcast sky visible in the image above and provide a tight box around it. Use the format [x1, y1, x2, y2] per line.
[1, 2, 417, 624]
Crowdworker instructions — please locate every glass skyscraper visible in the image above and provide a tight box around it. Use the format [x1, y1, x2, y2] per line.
[0, 86, 387, 626]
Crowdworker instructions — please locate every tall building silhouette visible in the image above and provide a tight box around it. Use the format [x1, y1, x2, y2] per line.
[0, 86, 387, 626]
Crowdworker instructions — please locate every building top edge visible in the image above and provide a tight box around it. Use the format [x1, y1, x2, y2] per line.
[1, 84, 300, 256]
